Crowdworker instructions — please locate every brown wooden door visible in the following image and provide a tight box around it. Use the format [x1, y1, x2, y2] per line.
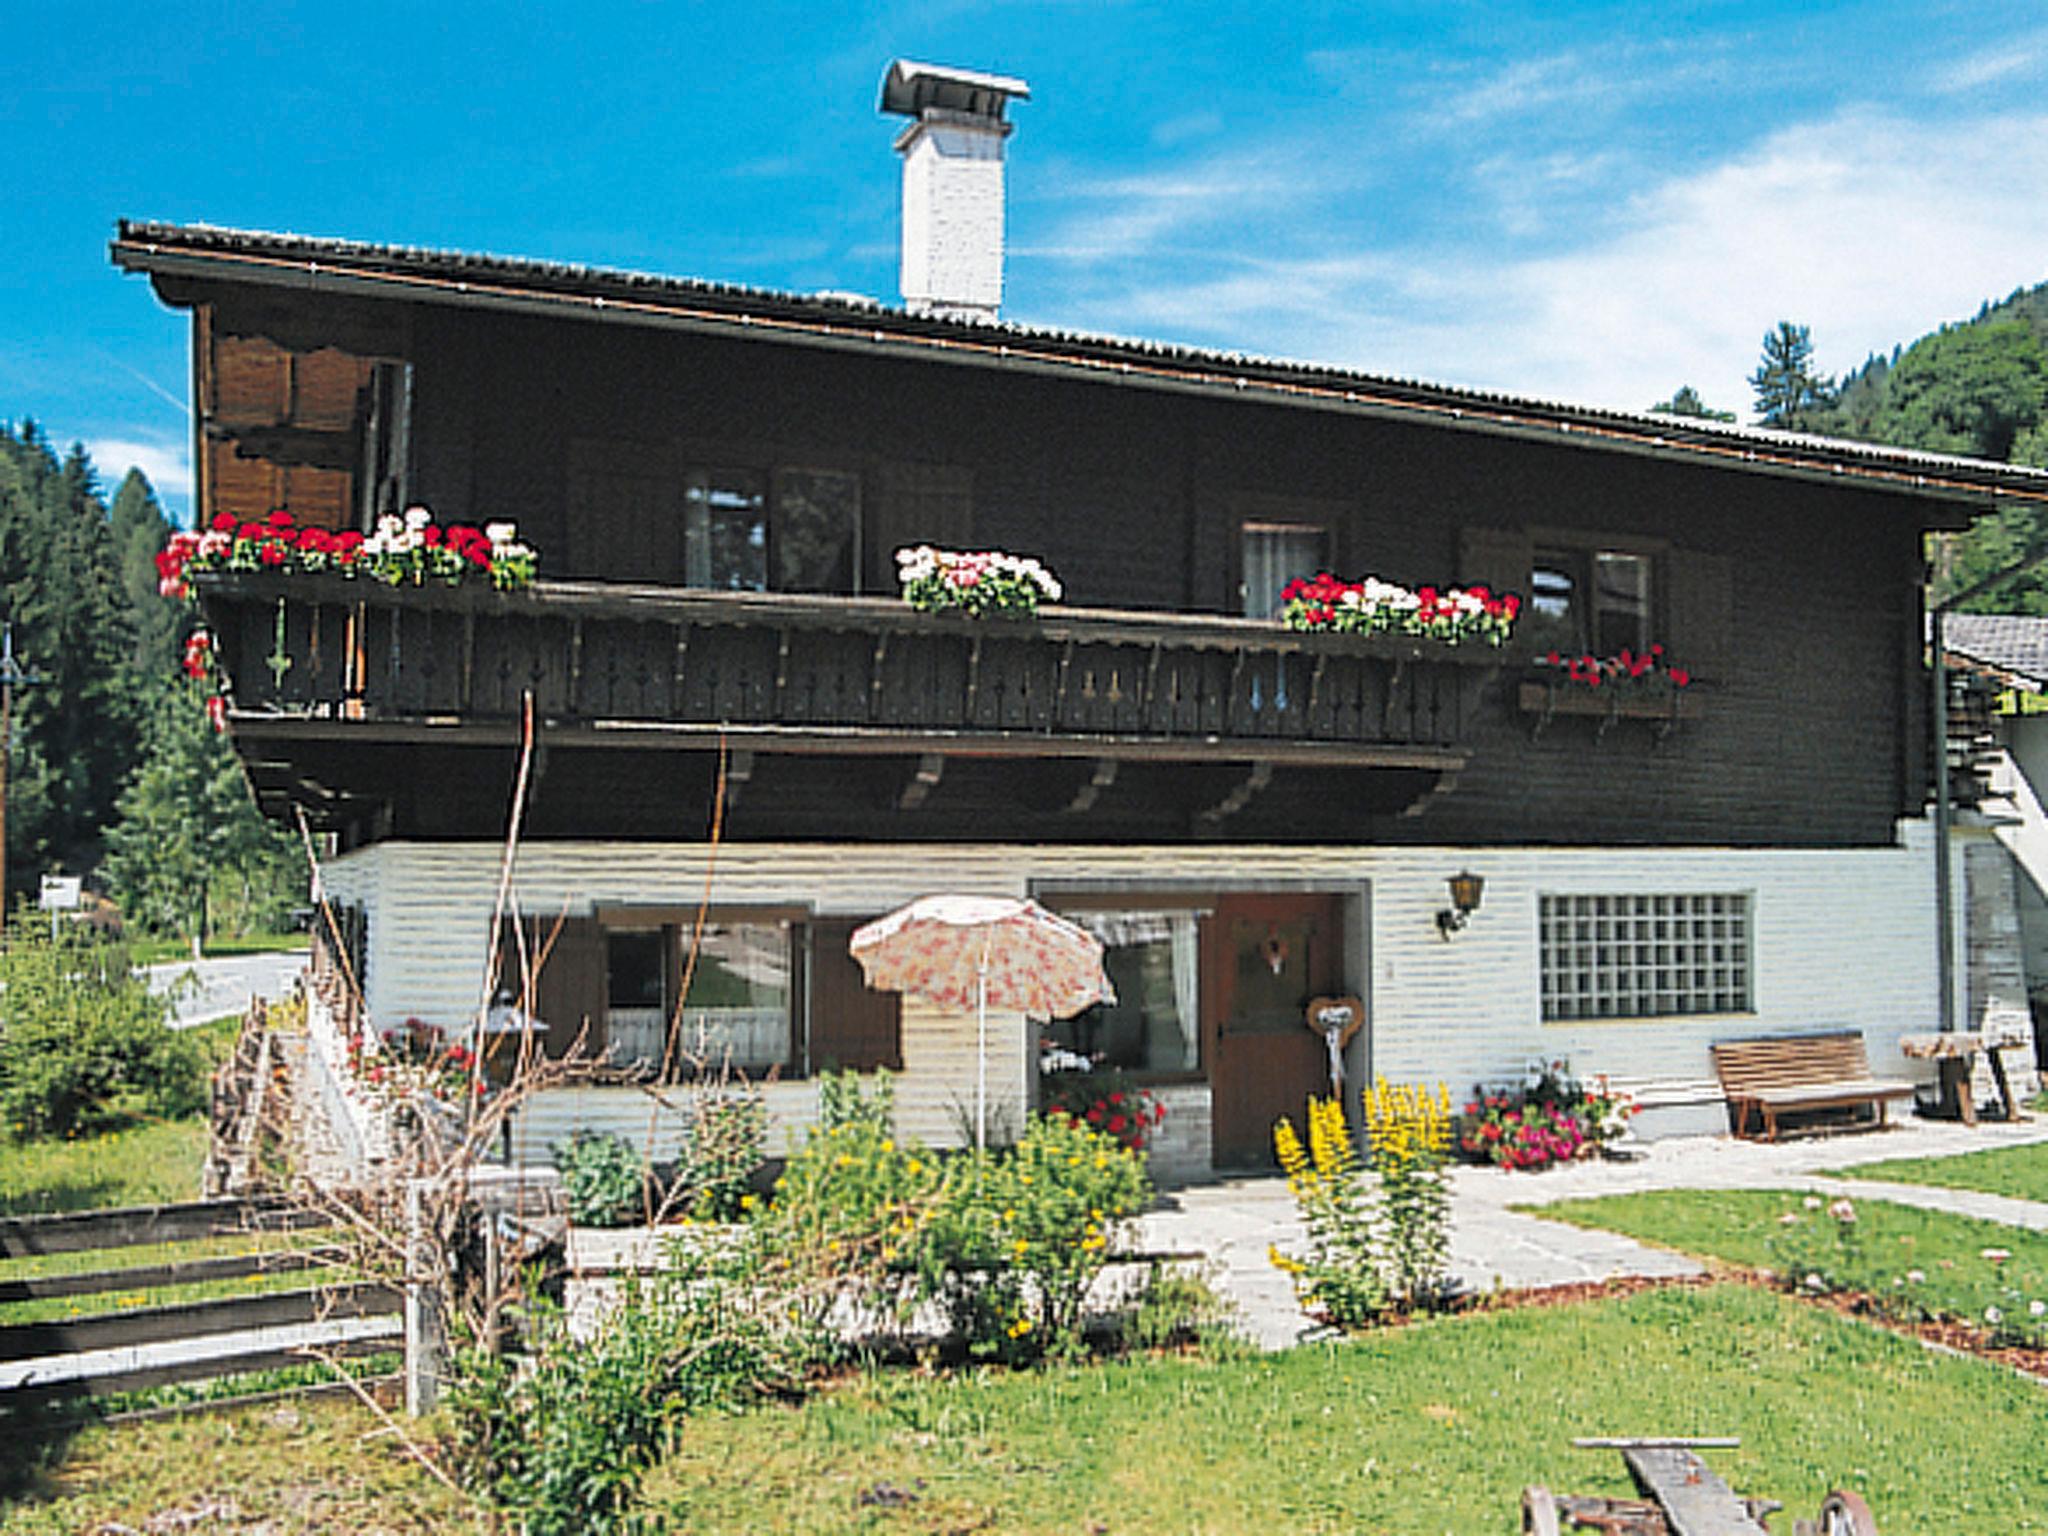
[1205, 894, 1346, 1171]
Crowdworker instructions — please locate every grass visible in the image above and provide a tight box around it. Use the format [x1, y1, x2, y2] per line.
[1833, 1140, 2048, 1204]
[1527, 1188, 2048, 1347]
[641, 1284, 2048, 1531]
[130, 931, 309, 965]
[10, 1284, 2047, 1531]
[0, 1395, 483, 1534]
[11, 1284, 2048, 1532]
[0, 1118, 210, 1216]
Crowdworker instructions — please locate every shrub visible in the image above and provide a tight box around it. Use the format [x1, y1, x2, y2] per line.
[1270, 1096, 1388, 1329]
[917, 1112, 1152, 1359]
[1459, 1059, 1633, 1170]
[0, 920, 200, 1137]
[1362, 1079, 1454, 1309]
[553, 1129, 650, 1227]
[671, 1087, 767, 1221]
[1271, 1082, 1455, 1327]
[448, 1228, 821, 1536]
[1040, 1068, 1166, 1155]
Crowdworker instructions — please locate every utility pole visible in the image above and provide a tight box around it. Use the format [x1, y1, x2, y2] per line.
[0, 623, 45, 924]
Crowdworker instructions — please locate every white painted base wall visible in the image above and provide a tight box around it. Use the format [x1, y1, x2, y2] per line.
[324, 821, 1960, 1176]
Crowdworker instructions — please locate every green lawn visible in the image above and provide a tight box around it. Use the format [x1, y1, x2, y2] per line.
[1833, 1140, 2048, 1204]
[0, 1118, 211, 1216]
[129, 931, 309, 965]
[10, 1284, 2046, 1532]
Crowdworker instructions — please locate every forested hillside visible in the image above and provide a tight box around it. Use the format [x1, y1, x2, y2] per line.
[0, 422, 300, 943]
[1663, 278, 2048, 612]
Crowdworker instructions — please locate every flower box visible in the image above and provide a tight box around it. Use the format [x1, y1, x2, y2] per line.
[1517, 679, 1692, 735]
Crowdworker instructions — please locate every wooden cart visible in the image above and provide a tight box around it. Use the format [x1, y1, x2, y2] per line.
[1523, 1439, 1878, 1535]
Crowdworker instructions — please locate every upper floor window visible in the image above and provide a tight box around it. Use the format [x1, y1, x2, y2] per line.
[1241, 521, 1328, 619]
[1529, 547, 1652, 656]
[683, 465, 861, 594]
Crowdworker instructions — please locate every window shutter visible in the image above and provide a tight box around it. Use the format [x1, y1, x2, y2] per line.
[808, 918, 903, 1073]
[1663, 546, 1734, 685]
[870, 462, 973, 592]
[500, 915, 608, 1060]
[1458, 524, 1534, 598]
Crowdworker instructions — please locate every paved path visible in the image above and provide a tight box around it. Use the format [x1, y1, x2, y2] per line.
[1140, 1114, 2048, 1350]
[146, 949, 307, 1029]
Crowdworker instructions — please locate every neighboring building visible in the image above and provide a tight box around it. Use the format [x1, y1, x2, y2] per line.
[1937, 613, 2048, 1074]
[113, 64, 2048, 1178]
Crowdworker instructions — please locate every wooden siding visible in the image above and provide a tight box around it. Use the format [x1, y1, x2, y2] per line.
[185, 298, 1945, 850]
[320, 831, 1952, 1164]
[382, 311, 1934, 848]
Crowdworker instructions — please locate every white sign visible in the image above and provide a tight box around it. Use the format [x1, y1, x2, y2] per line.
[38, 875, 81, 912]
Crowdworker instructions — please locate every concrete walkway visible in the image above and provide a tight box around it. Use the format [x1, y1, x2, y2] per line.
[1140, 1113, 2048, 1350]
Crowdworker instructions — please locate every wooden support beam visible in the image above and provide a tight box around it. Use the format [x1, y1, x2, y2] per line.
[1195, 760, 1274, 827]
[724, 749, 756, 809]
[1063, 758, 1118, 815]
[898, 752, 946, 811]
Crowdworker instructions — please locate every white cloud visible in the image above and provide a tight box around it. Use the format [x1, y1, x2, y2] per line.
[1929, 30, 2048, 94]
[88, 435, 192, 502]
[1023, 106, 2048, 424]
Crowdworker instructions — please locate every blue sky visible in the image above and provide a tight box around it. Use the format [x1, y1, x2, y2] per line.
[6, 1, 2048, 522]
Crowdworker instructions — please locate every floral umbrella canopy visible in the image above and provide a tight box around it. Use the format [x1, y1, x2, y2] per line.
[850, 895, 1115, 1151]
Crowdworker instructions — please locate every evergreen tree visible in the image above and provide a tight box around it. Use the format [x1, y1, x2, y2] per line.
[1868, 321, 2048, 462]
[103, 680, 302, 955]
[108, 469, 180, 677]
[1749, 321, 1835, 430]
[1649, 385, 1736, 422]
[0, 425, 145, 895]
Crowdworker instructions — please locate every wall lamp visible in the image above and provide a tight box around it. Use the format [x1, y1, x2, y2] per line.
[1436, 870, 1485, 939]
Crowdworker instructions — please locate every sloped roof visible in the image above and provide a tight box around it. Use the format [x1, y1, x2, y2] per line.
[1942, 613, 2048, 691]
[110, 219, 2048, 517]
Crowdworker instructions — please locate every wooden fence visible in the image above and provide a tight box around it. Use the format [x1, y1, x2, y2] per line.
[0, 1198, 399, 1411]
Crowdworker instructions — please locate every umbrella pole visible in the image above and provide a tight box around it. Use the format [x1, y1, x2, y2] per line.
[976, 961, 988, 1156]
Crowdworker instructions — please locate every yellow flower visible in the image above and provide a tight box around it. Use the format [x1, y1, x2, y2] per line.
[1013, 1238, 1029, 1256]
[881, 1139, 894, 1153]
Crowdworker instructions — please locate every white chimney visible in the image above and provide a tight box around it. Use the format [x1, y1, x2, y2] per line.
[880, 59, 1030, 322]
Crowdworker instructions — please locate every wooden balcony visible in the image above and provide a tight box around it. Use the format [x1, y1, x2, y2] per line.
[196, 573, 1503, 842]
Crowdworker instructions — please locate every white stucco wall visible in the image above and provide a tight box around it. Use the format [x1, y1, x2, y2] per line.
[320, 822, 1957, 1166]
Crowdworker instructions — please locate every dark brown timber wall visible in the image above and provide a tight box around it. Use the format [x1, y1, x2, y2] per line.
[388, 307, 1927, 848]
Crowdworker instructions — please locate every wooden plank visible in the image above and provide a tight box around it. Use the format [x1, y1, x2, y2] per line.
[0, 1201, 324, 1260]
[0, 1284, 399, 1362]
[0, 1331, 399, 1406]
[0, 1248, 329, 1304]
[1623, 1447, 1772, 1536]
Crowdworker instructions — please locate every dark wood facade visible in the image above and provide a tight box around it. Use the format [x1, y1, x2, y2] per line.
[115, 221, 2007, 853]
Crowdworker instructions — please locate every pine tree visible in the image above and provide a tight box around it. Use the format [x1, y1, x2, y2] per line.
[108, 469, 180, 677]
[1749, 322, 1835, 431]
[1648, 385, 1735, 422]
[103, 681, 301, 955]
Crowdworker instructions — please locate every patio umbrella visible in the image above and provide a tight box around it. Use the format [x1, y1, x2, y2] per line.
[849, 895, 1115, 1152]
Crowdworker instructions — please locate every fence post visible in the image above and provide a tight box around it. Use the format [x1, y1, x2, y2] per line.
[403, 1178, 445, 1415]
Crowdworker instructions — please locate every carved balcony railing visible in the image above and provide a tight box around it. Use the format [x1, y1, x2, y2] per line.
[194, 573, 1503, 762]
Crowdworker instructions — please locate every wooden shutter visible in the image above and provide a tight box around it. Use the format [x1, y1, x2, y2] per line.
[808, 918, 903, 1073]
[567, 438, 681, 583]
[498, 915, 608, 1060]
[1458, 523, 1534, 598]
[1663, 546, 1734, 685]
[869, 461, 973, 592]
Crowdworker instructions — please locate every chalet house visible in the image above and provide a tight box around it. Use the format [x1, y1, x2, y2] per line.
[113, 63, 2048, 1178]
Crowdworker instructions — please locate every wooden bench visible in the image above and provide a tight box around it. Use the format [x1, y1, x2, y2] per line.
[1711, 1031, 1916, 1142]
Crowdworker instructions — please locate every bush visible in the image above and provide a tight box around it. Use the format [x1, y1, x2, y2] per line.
[1271, 1082, 1454, 1327]
[671, 1087, 767, 1222]
[448, 1228, 822, 1536]
[1458, 1059, 1634, 1170]
[1040, 1068, 1166, 1155]
[0, 920, 200, 1137]
[553, 1129, 650, 1227]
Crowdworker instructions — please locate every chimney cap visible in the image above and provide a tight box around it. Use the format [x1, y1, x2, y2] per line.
[879, 59, 1030, 123]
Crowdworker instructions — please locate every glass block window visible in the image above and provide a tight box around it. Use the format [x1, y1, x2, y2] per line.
[1539, 894, 1751, 1021]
